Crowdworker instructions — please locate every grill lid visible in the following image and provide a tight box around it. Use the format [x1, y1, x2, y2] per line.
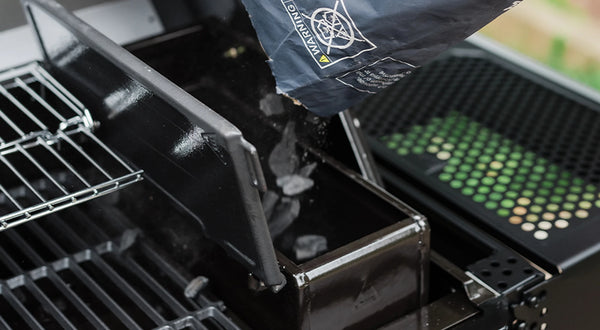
[21, 0, 285, 289]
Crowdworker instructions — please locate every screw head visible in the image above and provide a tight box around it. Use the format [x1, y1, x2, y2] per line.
[526, 296, 540, 308]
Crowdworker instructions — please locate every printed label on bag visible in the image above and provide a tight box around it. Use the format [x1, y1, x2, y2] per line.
[281, 0, 376, 69]
[336, 57, 416, 93]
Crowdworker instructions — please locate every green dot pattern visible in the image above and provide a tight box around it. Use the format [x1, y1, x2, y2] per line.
[381, 111, 600, 241]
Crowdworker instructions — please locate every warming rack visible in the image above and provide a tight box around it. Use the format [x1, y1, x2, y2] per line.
[0, 62, 143, 231]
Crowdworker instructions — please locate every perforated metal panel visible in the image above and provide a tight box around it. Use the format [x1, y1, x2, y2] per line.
[354, 51, 600, 268]
[357, 57, 600, 184]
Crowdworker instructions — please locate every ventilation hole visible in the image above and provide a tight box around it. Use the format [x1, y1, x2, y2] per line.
[507, 257, 517, 264]
[523, 268, 534, 275]
[490, 261, 500, 268]
[497, 281, 508, 289]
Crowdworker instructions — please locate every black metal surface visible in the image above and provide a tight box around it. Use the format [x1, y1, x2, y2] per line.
[276, 219, 427, 330]
[8, 3, 439, 329]
[9, 2, 565, 329]
[151, 0, 239, 31]
[512, 249, 600, 330]
[225, 150, 428, 330]
[0, 189, 238, 329]
[379, 291, 479, 330]
[123, 16, 433, 329]
[378, 163, 545, 291]
[22, 0, 285, 288]
[120, 16, 433, 329]
[353, 45, 600, 271]
[467, 251, 539, 294]
[126, 20, 369, 181]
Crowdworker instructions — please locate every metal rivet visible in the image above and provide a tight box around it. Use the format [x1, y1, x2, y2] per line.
[527, 296, 539, 307]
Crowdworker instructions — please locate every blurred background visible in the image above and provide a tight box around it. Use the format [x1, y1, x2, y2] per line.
[482, 0, 600, 90]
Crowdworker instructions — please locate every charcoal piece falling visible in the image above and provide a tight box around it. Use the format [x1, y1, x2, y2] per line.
[276, 174, 315, 196]
[184, 276, 210, 299]
[118, 229, 140, 253]
[299, 162, 317, 177]
[268, 197, 301, 238]
[293, 235, 328, 261]
[268, 122, 299, 177]
[259, 93, 285, 116]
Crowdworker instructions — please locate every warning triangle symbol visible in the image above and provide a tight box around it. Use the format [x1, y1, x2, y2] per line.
[319, 55, 330, 63]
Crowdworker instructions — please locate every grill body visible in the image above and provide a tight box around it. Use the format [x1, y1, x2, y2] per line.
[2, 1, 600, 329]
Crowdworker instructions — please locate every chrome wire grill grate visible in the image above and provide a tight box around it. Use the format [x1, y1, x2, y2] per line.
[0, 198, 238, 330]
[0, 63, 143, 231]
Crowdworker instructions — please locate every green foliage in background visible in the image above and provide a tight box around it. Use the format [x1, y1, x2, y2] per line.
[545, 0, 583, 14]
[546, 0, 571, 10]
[547, 37, 600, 91]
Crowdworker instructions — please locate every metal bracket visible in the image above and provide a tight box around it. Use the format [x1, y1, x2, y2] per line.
[248, 273, 286, 293]
[339, 110, 383, 186]
[511, 292, 548, 330]
[431, 251, 498, 305]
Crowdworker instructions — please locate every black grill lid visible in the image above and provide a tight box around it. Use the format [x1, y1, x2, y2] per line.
[21, 0, 285, 289]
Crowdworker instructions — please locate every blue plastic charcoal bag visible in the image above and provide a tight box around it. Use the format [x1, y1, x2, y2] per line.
[241, 0, 521, 116]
